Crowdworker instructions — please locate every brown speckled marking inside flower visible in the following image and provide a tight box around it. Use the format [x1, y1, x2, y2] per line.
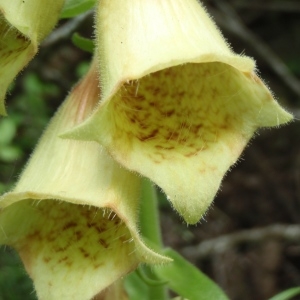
[6, 199, 137, 295]
[66, 60, 289, 224]
[0, 18, 31, 64]
[92, 61, 284, 224]
[110, 62, 265, 164]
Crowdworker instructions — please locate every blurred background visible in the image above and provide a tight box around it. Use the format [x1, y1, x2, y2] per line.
[0, 0, 300, 299]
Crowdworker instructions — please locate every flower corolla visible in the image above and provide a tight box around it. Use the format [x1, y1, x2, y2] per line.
[64, 0, 292, 224]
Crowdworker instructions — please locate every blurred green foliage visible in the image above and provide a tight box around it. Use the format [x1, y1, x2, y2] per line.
[0, 247, 36, 300]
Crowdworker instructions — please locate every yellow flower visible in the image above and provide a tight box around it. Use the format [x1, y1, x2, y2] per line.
[0, 59, 168, 300]
[0, 0, 64, 115]
[64, 0, 292, 224]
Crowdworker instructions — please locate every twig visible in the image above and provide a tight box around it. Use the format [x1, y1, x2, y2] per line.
[42, 10, 94, 48]
[210, 1, 300, 99]
[182, 224, 300, 260]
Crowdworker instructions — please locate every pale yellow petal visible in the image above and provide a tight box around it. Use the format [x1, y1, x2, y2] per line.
[0, 59, 168, 299]
[0, 0, 64, 115]
[96, 0, 254, 100]
[64, 63, 292, 224]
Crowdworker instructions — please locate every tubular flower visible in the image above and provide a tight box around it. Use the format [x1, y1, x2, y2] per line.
[0, 0, 64, 115]
[64, 0, 293, 224]
[0, 60, 168, 300]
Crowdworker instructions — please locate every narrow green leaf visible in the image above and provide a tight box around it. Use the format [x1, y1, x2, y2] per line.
[72, 33, 94, 53]
[60, 0, 96, 19]
[269, 287, 300, 300]
[154, 248, 229, 300]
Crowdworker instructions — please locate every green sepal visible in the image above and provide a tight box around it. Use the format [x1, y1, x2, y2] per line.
[136, 266, 168, 286]
[124, 271, 152, 300]
[154, 248, 229, 300]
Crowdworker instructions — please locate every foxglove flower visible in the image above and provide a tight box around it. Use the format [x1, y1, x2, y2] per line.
[0, 59, 168, 300]
[64, 0, 292, 224]
[0, 0, 64, 115]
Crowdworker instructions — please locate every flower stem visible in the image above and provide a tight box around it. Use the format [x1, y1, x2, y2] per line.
[140, 178, 163, 248]
[139, 178, 169, 300]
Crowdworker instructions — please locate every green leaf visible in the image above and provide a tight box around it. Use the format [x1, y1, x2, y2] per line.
[154, 248, 229, 300]
[269, 287, 300, 300]
[72, 33, 94, 53]
[60, 0, 96, 19]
